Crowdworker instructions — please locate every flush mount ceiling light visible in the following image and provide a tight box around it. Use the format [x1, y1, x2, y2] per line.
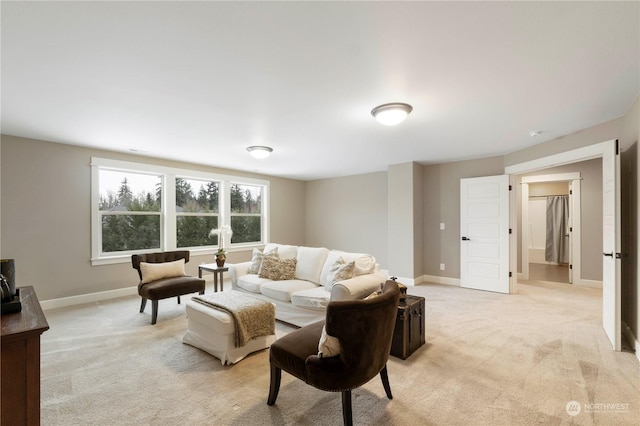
[247, 145, 273, 159]
[371, 102, 413, 126]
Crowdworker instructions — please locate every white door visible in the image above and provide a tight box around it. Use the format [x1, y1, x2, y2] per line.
[460, 175, 511, 293]
[602, 140, 621, 351]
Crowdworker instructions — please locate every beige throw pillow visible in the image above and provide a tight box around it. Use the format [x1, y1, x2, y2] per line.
[324, 257, 356, 290]
[318, 325, 341, 358]
[140, 259, 186, 284]
[259, 256, 297, 281]
[247, 247, 278, 274]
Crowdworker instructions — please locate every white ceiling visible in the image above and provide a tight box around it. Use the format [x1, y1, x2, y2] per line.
[2, 1, 638, 181]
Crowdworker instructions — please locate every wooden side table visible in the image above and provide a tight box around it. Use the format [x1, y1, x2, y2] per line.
[390, 295, 425, 360]
[198, 263, 229, 292]
[1, 286, 49, 425]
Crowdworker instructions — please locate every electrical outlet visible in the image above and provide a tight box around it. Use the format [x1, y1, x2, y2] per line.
[440, 222, 445, 230]
[440, 263, 445, 271]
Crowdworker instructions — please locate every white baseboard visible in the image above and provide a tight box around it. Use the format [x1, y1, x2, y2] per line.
[622, 321, 640, 361]
[573, 278, 602, 288]
[393, 276, 417, 286]
[419, 274, 461, 286]
[41, 286, 138, 311]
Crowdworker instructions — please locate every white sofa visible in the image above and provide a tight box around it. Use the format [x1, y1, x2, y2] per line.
[229, 243, 387, 327]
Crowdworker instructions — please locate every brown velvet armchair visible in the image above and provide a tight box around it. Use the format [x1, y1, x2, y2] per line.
[131, 251, 205, 325]
[267, 280, 400, 425]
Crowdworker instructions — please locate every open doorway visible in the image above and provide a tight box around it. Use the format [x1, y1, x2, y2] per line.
[506, 139, 620, 351]
[527, 181, 571, 283]
[520, 173, 582, 285]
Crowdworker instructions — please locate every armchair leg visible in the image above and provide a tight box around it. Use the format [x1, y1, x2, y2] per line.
[139, 298, 147, 313]
[177, 295, 181, 304]
[380, 365, 393, 399]
[267, 364, 281, 406]
[151, 300, 159, 325]
[341, 390, 353, 426]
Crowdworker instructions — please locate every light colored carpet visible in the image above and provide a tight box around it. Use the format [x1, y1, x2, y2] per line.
[528, 263, 569, 283]
[40, 281, 639, 425]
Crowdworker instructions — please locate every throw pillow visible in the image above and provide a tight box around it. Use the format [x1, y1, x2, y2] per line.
[247, 247, 278, 274]
[259, 256, 297, 281]
[365, 289, 381, 300]
[139, 259, 186, 284]
[318, 325, 341, 358]
[324, 257, 356, 290]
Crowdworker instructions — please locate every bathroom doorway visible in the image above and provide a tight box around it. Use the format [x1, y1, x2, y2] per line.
[520, 172, 582, 285]
[527, 181, 570, 283]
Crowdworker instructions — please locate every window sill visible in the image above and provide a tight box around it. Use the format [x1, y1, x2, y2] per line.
[91, 244, 264, 266]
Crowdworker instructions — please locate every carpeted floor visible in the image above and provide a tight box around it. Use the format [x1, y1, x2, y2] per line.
[40, 280, 639, 425]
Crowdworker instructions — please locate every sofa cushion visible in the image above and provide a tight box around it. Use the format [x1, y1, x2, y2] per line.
[260, 280, 318, 302]
[264, 243, 298, 259]
[319, 250, 376, 287]
[295, 246, 329, 283]
[237, 274, 273, 294]
[290, 286, 331, 310]
[247, 247, 278, 274]
[139, 259, 186, 284]
[259, 256, 297, 281]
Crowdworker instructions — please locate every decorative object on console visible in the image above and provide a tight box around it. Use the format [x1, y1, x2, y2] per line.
[390, 276, 407, 300]
[1, 259, 21, 315]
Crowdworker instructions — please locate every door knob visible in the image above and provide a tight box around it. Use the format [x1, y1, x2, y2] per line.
[603, 252, 614, 257]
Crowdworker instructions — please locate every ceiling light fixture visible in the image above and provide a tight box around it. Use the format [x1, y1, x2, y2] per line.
[247, 145, 273, 159]
[371, 102, 413, 126]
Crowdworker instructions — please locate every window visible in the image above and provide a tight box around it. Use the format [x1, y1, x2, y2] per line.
[91, 158, 269, 265]
[230, 183, 263, 244]
[176, 178, 220, 248]
[98, 170, 162, 254]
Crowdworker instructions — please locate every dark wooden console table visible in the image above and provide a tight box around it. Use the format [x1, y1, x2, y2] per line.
[1, 286, 49, 425]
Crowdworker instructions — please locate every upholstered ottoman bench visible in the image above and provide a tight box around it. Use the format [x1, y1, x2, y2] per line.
[183, 291, 277, 365]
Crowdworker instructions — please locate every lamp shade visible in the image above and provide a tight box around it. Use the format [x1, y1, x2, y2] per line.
[247, 146, 273, 159]
[371, 103, 413, 126]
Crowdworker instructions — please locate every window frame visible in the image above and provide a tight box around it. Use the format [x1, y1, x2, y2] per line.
[91, 157, 269, 265]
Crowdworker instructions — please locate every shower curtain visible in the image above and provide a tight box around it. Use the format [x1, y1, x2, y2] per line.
[545, 195, 570, 264]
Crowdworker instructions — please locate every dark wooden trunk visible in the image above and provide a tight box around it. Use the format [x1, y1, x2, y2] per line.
[391, 295, 425, 360]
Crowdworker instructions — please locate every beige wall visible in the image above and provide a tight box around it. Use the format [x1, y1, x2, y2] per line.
[504, 117, 624, 167]
[421, 156, 505, 278]
[0, 135, 305, 300]
[304, 171, 388, 267]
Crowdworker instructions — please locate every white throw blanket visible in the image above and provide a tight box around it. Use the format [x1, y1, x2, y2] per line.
[192, 292, 275, 347]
